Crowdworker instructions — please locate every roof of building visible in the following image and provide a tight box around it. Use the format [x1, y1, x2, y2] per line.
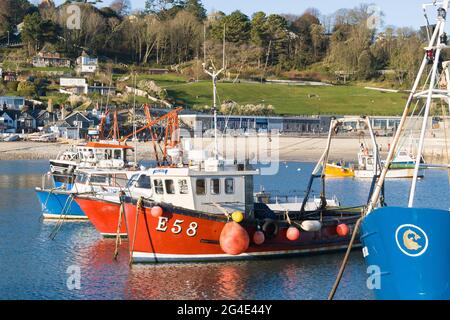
[1, 110, 21, 119]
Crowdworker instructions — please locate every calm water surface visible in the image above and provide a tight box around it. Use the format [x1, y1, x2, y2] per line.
[0, 160, 448, 300]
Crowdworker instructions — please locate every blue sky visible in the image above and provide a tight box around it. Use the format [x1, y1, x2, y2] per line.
[51, 0, 430, 29]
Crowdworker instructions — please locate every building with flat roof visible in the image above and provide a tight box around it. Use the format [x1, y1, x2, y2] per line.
[0, 96, 26, 110]
[179, 114, 325, 136]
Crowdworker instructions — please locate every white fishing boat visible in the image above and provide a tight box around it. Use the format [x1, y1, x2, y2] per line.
[355, 149, 425, 178]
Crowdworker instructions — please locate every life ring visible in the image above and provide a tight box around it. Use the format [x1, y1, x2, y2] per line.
[262, 219, 279, 239]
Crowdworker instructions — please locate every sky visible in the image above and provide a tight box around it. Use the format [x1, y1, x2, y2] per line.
[50, 0, 432, 29]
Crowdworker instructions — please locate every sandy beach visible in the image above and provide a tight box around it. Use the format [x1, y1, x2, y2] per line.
[0, 135, 448, 164]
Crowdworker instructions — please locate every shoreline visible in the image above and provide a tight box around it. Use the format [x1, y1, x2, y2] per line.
[1, 136, 448, 164]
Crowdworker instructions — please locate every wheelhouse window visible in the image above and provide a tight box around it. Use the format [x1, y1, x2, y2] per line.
[113, 174, 128, 188]
[136, 175, 152, 189]
[90, 174, 108, 185]
[179, 179, 189, 194]
[165, 179, 175, 194]
[225, 178, 234, 194]
[113, 150, 122, 160]
[211, 178, 220, 195]
[196, 179, 206, 195]
[75, 173, 88, 184]
[126, 174, 140, 188]
[154, 179, 164, 194]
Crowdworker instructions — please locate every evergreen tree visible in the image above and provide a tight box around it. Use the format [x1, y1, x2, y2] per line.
[21, 12, 59, 53]
[212, 10, 251, 43]
[250, 11, 268, 47]
[185, 0, 206, 21]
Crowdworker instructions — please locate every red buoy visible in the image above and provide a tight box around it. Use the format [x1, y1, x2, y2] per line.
[286, 226, 300, 241]
[336, 223, 349, 237]
[219, 222, 250, 255]
[151, 206, 163, 218]
[253, 231, 265, 245]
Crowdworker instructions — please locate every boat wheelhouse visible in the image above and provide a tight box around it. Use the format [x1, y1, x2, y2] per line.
[50, 142, 136, 188]
[36, 168, 142, 220]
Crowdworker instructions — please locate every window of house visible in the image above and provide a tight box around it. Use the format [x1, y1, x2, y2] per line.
[165, 179, 175, 194]
[179, 179, 189, 194]
[225, 178, 234, 194]
[211, 178, 220, 195]
[196, 179, 206, 195]
[154, 179, 164, 194]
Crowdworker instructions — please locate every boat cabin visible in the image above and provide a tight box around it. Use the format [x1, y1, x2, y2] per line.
[126, 160, 258, 215]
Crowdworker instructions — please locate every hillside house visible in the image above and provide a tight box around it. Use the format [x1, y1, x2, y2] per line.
[0, 110, 20, 133]
[76, 52, 98, 74]
[33, 51, 70, 68]
[0, 97, 25, 111]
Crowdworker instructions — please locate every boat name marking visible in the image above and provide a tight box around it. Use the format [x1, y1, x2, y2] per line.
[156, 217, 198, 237]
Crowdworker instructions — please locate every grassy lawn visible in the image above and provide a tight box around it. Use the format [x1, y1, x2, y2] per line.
[117, 73, 187, 88]
[23, 67, 73, 73]
[162, 81, 407, 116]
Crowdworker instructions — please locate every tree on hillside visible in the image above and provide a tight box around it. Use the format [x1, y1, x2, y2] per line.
[110, 0, 131, 16]
[21, 12, 59, 54]
[212, 10, 251, 43]
[265, 14, 289, 66]
[185, 0, 206, 21]
[145, 0, 186, 18]
[250, 11, 268, 47]
[291, 13, 322, 66]
[0, 0, 35, 36]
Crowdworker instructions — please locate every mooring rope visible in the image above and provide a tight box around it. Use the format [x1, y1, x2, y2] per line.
[328, 216, 363, 300]
[114, 192, 126, 260]
[49, 193, 75, 240]
[129, 196, 144, 266]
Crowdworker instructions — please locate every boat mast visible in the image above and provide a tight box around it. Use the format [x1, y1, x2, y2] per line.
[367, 0, 450, 213]
[203, 25, 226, 160]
[409, 1, 449, 207]
[133, 72, 138, 164]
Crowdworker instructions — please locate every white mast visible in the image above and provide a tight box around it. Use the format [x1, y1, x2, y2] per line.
[203, 24, 226, 160]
[132, 72, 138, 164]
[409, 1, 449, 207]
[367, 1, 450, 212]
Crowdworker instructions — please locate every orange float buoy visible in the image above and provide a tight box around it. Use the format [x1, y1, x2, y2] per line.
[151, 206, 163, 218]
[219, 222, 250, 255]
[286, 226, 300, 241]
[336, 223, 349, 237]
[253, 231, 265, 245]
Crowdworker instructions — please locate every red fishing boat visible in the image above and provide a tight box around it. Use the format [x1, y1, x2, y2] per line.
[76, 151, 361, 263]
[75, 70, 362, 263]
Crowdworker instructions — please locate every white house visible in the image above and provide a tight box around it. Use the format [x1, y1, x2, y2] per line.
[76, 52, 98, 74]
[59, 77, 116, 97]
[60, 77, 88, 95]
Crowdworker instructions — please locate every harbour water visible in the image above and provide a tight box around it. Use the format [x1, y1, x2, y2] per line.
[0, 160, 448, 300]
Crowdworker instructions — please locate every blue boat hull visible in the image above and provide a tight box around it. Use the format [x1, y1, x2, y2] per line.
[35, 189, 87, 219]
[361, 207, 450, 299]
